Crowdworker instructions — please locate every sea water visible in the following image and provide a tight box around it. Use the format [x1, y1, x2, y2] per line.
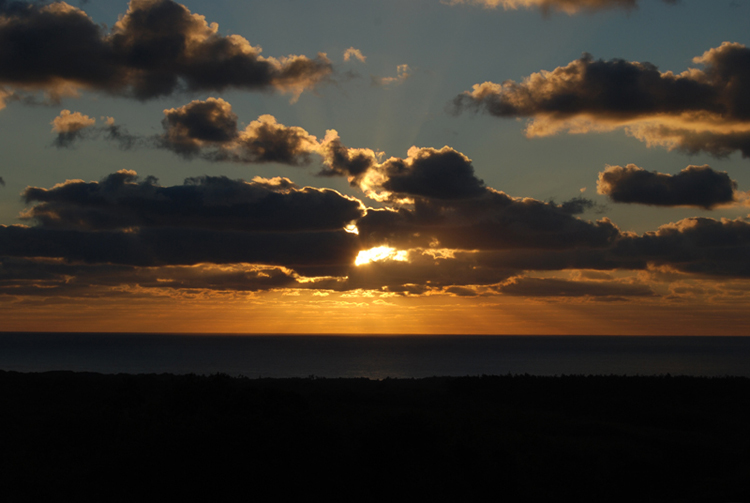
[1, 333, 749, 378]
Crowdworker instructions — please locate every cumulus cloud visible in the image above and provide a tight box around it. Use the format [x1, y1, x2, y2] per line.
[11, 170, 364, 274]
[597, 164, 740, 209]
[21, 169, 365, 232]
[6, 164, 750, 300]
[0, 224, 360, 277]
[317, 129, 380, 178]
[160, 98, 352, 167]
[56, 97, 383, 174]
[50, 109, 96, 147]
[0, 0, 332, 106]
[360, 146, 487, 201]
[50, 110, 140, 149]
[343, 47, 366, 63]
[613, 217, 750, 277]
[358, 195, 621, 252]
[453, 42, 750, 157]
[444, 0, 676, 14]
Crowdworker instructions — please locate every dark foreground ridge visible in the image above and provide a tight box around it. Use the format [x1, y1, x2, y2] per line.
[1, 372, 748, 502]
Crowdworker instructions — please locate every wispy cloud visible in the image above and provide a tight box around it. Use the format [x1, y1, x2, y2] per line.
[372, 64, 411, 87]
[444, 0, 677, 15]
[343, 47, 366, 63]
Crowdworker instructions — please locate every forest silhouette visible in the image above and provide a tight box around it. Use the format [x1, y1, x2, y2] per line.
[1, 372, 748, 502]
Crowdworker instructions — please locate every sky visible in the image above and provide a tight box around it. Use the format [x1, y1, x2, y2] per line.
[1, 0, 749, 334]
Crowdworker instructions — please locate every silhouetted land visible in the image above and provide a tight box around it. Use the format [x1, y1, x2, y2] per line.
[1, 372, 748, 502]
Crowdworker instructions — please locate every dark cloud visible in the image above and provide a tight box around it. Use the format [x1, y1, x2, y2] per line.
[160, 98, 238, 156]
[555, 196, 604, 215]
[317, 130, 378, 178]
[0, 224, 360, 276]
[444, 286, 479, 297]
[445, 0, 677, 15]
[338, 145, 623, 255]
[471, 215, 750, 279]
[54, 97, 383, 178]
[160, 99, 320, 164]
[452, 42, 750, 156]
[12, 170, 365, 278]
[6, 169, 750, 299]
[378, 147, 486, 200]
[50, 110, 141, 149]
[50, 99, 323, 161]
[0, 257, 302, 297]
[470, 248, 632, 274]
[496, 276, 655, 298]
[330, 249, 517, 293]
[157, 100, 381, 174]
[357, 191, 620, 252]
[612, 217, 750, 277]
[452, 53, 716, 120]
[597, 164, 739, 209]
[22, 170, 365, 232]
[0, 0, 332, 107]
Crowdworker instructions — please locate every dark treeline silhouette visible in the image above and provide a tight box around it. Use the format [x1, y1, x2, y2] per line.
[1, 372, 748, 502]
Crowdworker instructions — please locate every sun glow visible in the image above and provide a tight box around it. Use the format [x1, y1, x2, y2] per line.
[355, 246, 409, 266]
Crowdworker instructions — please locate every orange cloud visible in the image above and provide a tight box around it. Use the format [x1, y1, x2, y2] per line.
[372, 64, 411, 87]
[343, 47, 366, 63]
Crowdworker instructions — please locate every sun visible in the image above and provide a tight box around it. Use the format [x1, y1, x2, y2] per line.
[355, 246, 409, 266]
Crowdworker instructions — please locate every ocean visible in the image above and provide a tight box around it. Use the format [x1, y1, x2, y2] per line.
[0, 333, 748, 378]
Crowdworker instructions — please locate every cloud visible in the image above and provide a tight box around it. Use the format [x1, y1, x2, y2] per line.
[50, 111, 140, 149]
[369, 146, 487, 201]
[496, 276, 655, 298]
[597, 164, 740, 209]
[612, 217, 750, 278]
[340, 144, 621, 252]
[626, 123, 750, 158]
[0, 0, 332, 105]
[14, 170, 364, 275]
[343, 47, 366, 63]
[444, 0, 676, 14]
[317, 129, 380, 178]
[50, 109, 96, 147]
[452, 42, 750, 156]
[164, 104, 321, 165]
[372, 64, 410, 87]
[21, 169, 365, 232]
[6, 166, 750, 300]
[0, 258, 303, 297]
[55, 97, 384, 174]
[358, 196, 621, 252]
[555, 195, 604, 215]
[332, 248, 518, 293]
[0, 224, 361, 278]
